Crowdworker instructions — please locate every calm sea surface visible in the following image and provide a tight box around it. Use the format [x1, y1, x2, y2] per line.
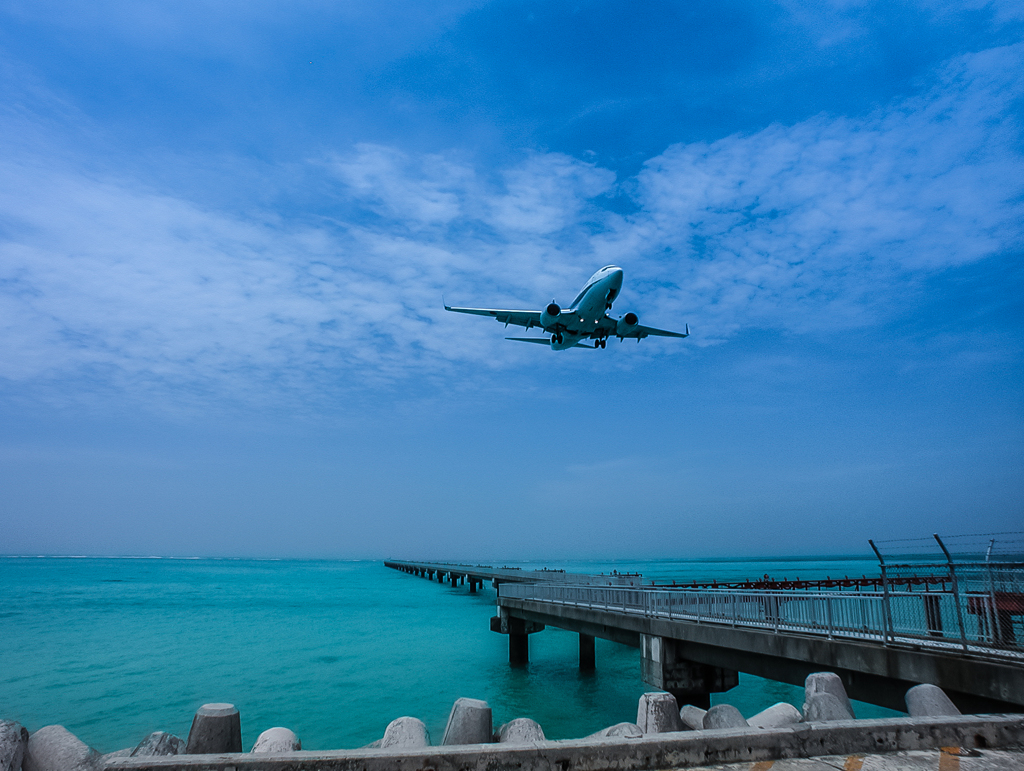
[0, 556, 902, 752]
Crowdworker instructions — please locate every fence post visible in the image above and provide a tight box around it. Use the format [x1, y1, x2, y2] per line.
[869, 539, 893, 643]
[986, 539, 1003, 646]
[826, 596, 834, 639]
[934, 533, 969, 652]
[732, 593, 737, 627]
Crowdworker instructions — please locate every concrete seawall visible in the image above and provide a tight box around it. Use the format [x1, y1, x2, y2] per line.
[103, 714, 1024, 771]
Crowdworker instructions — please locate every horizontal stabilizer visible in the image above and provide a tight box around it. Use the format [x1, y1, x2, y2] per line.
[506, 337, 551, 345]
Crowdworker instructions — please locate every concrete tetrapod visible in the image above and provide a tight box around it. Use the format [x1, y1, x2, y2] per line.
[23, 726, 101, 771]
[496, 718, 545, 744]
[804, 672, 854, 719]
[185, 704, 242, 754]
[250, 728, 300, 753]
[585, 723, 644, 739]
[803, 692, 855, 722]
[100, 749, 133, 763]
[380, 718, 429, 749]
[905, 684, 961, 717]
[637, 693, 683, 733]
[702, 704, 748, 730]
[1, 721, 28, 771]
[130, 731, 184, 757]
[747, 702, 802, 729]
[679, 705, 707, 731]
[441, 698, 492, 745]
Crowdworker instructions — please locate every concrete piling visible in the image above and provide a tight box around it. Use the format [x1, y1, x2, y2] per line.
[636, 692, 683, 733]
[23, 726, 101, 771]
[1, 721, 28, 771]
[640, 634, 738, 709]
[905, 684, 961, 717]
[185, 704, 242, 754]
[250, 728, 300, 753]
[380, 718, 430, 749]
[579, 633, 596, 670]
[441, 698, 492, 745]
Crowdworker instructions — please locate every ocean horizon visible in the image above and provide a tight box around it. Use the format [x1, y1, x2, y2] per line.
[1, 555, 903, 753]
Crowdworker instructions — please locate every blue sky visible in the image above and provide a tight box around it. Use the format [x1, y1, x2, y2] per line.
[0, 0, 1021, 559]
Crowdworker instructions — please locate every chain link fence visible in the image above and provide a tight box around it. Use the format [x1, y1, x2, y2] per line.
[499, 532, 1024, 658]
[869, 532, 1024, 651]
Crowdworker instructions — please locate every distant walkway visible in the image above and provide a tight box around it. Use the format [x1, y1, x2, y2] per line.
[384, 560, 645, 588]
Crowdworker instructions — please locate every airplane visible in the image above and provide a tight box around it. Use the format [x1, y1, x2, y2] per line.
[443, 265, 689, 350]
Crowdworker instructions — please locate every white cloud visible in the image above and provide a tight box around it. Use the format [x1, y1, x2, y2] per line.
[621, 43, 1024, 340]
[0, 44, 1020, 406]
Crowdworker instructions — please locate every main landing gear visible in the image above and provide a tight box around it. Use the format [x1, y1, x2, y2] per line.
[552, 332, 564, 344]
[595, 338, 607, 349]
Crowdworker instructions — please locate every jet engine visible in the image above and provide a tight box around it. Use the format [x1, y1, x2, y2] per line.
[616, 312, 639, 337]
[540, 302, 561, 329]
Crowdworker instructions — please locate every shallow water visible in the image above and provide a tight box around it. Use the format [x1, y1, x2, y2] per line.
[0, 556, 901, 752]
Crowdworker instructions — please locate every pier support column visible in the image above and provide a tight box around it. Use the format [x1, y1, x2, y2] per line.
[579, 633, 595, 670]
[490, 612, 544, 667]
[469, 579, 477, 593]
[509, 620, 529, 666]
[641, 634, 738, 709]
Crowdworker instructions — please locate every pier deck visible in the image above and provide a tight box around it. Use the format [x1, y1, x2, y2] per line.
[385, 560, 1024, 714]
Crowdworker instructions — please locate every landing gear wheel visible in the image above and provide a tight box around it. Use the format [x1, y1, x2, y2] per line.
[553, 333, 563, 344]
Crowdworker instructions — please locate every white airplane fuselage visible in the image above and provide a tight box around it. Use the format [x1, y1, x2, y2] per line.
[547, 266, 623, 350]
[443, 264, 687, 348]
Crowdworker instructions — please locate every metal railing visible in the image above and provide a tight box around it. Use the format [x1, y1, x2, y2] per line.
[498, 581, 1024, 659]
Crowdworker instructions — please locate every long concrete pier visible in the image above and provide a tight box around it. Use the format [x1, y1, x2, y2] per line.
[385, 560, 1024, 715]
[383, 560, 646, 588]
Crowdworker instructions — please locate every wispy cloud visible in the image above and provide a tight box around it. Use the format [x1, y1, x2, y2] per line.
[0, 44, 1020, 408]
[622, 44, 1024, 340]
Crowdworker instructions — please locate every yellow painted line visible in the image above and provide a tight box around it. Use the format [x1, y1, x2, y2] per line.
[939, 747, 961, 771]
[843, 756, 864, 771]
[750, 763, 774, 771]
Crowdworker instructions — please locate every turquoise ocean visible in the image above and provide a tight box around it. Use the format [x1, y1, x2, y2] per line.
[0, 556, 903, 753]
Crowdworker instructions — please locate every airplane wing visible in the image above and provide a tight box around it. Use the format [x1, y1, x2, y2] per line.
[633, 323, 689, 339]
[444, 304, 543, 330]
[592, 317, 689, 340]
[505, 337, 549, 345]
[507, 337, 596, 348]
